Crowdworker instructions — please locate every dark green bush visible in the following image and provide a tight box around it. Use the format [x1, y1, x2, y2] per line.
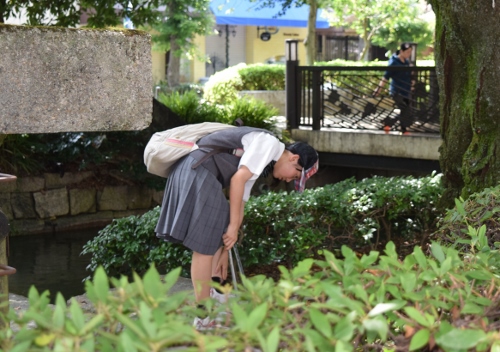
[82, 174, 444, 278]
[242, 173, 444, 268]
[81, 207, 191, 280]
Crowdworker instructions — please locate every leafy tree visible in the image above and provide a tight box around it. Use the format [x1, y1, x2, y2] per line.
[149, 0, 213, 88]
[372, 17, 434, 58]
[324, 0, 426, 60]
[428, 0, 500, 208]
[0, 0, 160, 28]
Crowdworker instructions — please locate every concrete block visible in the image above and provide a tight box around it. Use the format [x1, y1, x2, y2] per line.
[97, 186, 129, 211]
[69, 188, 97, 215]
[0, 24, 152, 133]
[11, 193, 37, 219]
[16, 177, 45, 192]
[33, 188, 69, 218]
[45, 171, 94, 189]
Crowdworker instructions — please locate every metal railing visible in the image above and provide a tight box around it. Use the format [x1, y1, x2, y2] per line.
[288, 65, 440, 133]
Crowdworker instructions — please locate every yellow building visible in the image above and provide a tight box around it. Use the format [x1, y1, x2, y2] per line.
[152, 0, 330, 85]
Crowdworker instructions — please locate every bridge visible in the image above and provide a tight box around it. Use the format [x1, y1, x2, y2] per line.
[285, 61, 442, 176]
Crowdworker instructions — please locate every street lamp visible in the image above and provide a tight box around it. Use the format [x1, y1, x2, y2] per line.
[409, 42, 418, 66]
[285, 39, 299, 129]
[285, 39, 298, 61]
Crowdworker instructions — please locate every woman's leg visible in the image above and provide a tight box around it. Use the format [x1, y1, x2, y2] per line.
[191, 251, 214, 302]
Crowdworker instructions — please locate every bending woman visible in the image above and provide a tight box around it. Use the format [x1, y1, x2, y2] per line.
[155, 126, 319, 329]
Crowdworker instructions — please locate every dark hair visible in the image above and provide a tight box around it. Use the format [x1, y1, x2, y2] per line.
[400, 42, 412, 51]
[285, 142, 318, 170]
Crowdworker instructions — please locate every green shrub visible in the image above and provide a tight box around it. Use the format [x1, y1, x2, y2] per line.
[203, 63, 245, 104]
[157, 90, 228, 124]
[4, 236, 500, 351]
[81, 174, 444, 279]
[238, 64, 285, 91]
[203, 63, 286, 105]
[81, 207, 191, 280]
[242, 173, 444, 268]
[225, 97, 278, 132]
[159, 90, 279, 131]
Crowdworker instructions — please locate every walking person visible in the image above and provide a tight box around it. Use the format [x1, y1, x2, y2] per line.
[373, 42, 413, 134]
[155, 126, 319, 330]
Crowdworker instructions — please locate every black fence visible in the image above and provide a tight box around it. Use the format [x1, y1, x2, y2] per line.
[287, 65, 440, 134]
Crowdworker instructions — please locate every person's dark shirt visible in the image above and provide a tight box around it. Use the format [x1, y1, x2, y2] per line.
[383, 53, 411, 98]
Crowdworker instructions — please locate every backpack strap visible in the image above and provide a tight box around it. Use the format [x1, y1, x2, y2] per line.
[191, 144, 244, 170]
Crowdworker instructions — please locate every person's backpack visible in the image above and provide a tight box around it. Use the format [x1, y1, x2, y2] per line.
[144, 122, 242, 178]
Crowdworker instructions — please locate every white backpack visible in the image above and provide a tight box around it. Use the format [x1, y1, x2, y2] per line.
[144, 122, 238, 178]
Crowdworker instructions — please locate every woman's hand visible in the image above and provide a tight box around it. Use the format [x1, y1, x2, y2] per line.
[222, 225, 239, 250]
[215, 249, 229, 280]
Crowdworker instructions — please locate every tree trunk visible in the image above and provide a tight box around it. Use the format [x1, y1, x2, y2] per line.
[429, 0, 500, 208]
[359, 17, 370, 61]
[167, 37, 181, 88]
[305, 0, 318, 65]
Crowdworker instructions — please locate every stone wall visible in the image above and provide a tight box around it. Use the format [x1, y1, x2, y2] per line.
[0, 24, 152, 134]
[0, 172, 164, 236]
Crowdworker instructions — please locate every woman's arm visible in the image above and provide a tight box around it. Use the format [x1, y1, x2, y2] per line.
[222, 165, 253, 250]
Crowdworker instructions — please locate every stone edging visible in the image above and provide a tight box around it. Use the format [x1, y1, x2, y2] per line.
[0, 171, 164, 236]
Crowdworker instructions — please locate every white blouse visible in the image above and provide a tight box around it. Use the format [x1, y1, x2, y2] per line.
[239, 132, 284, 201]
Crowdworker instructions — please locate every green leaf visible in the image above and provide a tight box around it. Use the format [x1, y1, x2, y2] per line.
[400, 273, 416, 293]
[138, 302, 156, 338]
[430, 243, 445, 263]
[435, 328, 487, 350]
[231, 302, 249, 330]
[362, 317, 388, 341]
[454, 198, 466, 216]
[142, 264, 163, 302]
[439, 256, 452, 276]
[247, 302, 268, 330]
[461, 303, 484, 315]
[309, 308, 332, 338]
[409, 329, 430, 351]
[292, 258, 314, 278]
[52, 296, 66, 330]
[403, 307, 430, 327]
[333, 316, 355, 341]
[69, 299, 85, 333]
[412, 246, 428, 269]
[368, 301, 406, 317]
[161, 267, 182, 293]
[93, 267, 110, 302]
[335, 340, 354, 352]
[82, 314, 105, 335]
[265, 326, 280, 352]
[466, 270, 493, 281]
[360, 251, 379, 267]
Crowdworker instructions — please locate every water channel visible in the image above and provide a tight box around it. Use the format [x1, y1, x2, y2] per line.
[7, 228, 99, 302]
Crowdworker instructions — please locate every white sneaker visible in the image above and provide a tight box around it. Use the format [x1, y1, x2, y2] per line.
[210, 288, 228, 304]
[193, 316, 219, 331]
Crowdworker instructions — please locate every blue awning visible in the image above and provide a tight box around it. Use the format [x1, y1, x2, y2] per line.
[210, 0, 330, 28]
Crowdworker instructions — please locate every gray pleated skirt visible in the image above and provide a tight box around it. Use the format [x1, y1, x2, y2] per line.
[155, 155, 229, 255]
